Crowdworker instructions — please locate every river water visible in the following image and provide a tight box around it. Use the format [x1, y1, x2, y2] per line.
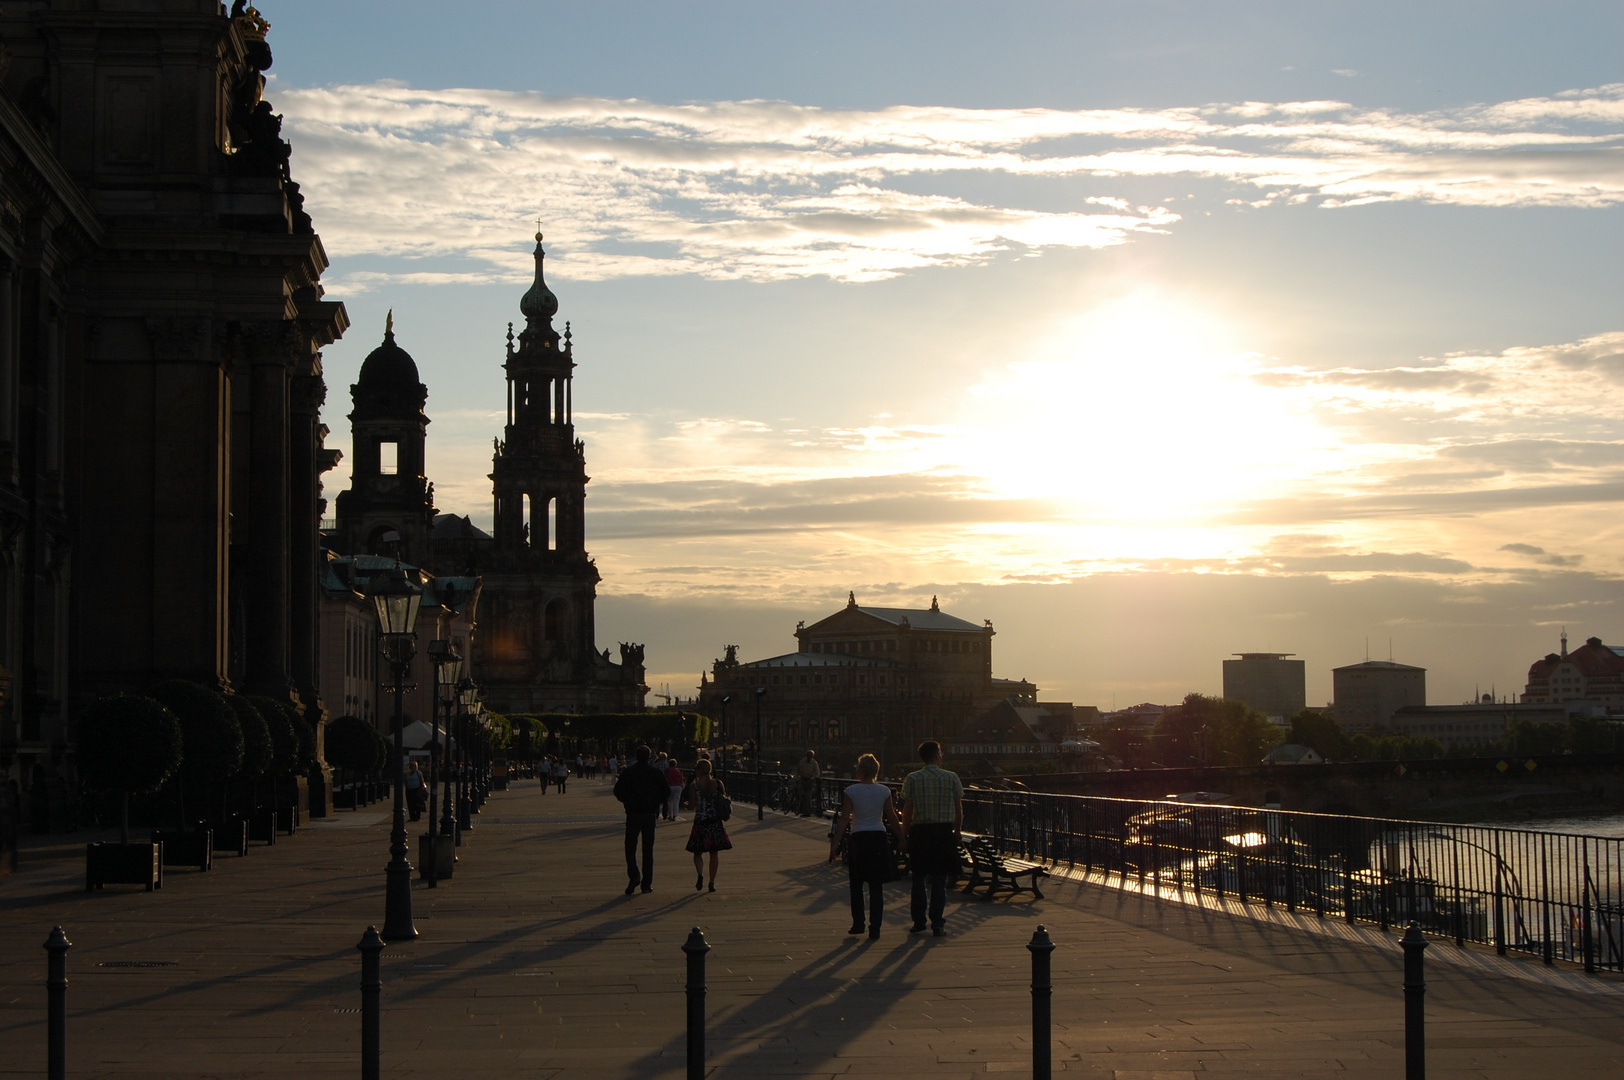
[1515, 810, 1624, 839]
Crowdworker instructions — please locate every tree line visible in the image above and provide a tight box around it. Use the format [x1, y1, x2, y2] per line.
[1092, 693, 1624, 769]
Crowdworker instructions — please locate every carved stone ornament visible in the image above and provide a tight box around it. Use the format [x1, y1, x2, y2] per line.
[289, 373, 327, 414]
[144, 316, 207, 362]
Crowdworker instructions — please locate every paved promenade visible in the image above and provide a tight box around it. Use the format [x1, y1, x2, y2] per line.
[2, 776, 1622, 1078]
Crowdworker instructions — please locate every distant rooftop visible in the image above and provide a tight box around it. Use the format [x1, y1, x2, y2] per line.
[850, 595, 984, 632]
[741, 651, 898, 669]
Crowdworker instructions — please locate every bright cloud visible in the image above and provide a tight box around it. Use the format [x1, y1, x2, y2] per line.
[277, 82, 1624, 287]
[563, 328, 1624, 599]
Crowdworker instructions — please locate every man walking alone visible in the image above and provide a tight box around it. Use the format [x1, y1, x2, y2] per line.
[614, 745, 670, 895]
[900, 740, 963, 937]
[796, 749, 821, 816]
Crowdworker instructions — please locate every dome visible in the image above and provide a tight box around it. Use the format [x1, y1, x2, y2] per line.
[519, 232, 558, 324]
[357, 311, 422, 391]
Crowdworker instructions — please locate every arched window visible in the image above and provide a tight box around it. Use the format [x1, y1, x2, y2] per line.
[547, 496, 557, 551]
[544, 598, 569, 643]
[366, 525, 401, 557]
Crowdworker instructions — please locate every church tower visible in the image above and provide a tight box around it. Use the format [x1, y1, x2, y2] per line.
[457, 232, 645, 714]
[491, 233, 586, 562]
[333, 315, 436, 565]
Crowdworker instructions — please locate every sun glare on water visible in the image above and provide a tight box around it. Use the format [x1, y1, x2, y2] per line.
[960, 295, 1330, 523]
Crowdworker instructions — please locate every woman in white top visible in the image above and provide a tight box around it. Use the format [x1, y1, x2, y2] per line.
[828, 754, 902, 939]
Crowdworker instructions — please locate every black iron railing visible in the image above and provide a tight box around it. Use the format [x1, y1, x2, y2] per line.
[728, 770, 1624, 972]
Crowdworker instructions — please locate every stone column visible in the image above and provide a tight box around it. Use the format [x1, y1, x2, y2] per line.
[244, 324, 291, 697]
[288, 371, 324, 699]
[289, 370, 333, 816]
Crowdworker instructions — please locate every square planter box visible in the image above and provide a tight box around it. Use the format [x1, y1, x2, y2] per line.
[86, 841, 162, 891]
[209, 818, 250, 857]
[151, 829, 213, 871]
[418, 833, 455, 879]
[248, 809, 279, 845]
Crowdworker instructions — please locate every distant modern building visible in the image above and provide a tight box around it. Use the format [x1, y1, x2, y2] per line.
[1332, 660, 1426, 732]
[1223, 653, 1306, 721]
[1522, 633, 1624, 715]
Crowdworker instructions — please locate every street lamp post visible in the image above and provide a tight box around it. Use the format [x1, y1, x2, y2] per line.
[439, 687, 459, 852]
[423, 640, 463, 888]
[754, 686, 766, 821]
[474, 702, 490, 808]
[719, 696, 731, 785]
[457, 681, 479, 835]
[369, 568, 423, 942]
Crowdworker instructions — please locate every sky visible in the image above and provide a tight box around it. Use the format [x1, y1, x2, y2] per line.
[266, 1, 1624, 710]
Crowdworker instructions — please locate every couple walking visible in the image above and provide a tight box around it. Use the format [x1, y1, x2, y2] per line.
[829, 740, 963, 939]
[614, 746, 731, 894]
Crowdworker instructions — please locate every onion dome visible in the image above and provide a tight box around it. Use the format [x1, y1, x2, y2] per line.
[519, 232, 559, 325]
[357, 310, 422, 391]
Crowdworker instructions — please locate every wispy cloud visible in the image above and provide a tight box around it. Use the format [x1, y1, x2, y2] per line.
[278, 82, 1624, 286]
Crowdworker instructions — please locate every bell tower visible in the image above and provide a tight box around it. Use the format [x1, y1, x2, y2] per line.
[463, 231, 644, 716]
[333, 313, 435, 564]
[491, 232, 587, 561]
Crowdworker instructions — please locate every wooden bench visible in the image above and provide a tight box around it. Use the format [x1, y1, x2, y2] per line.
[961, 835, 1048, 900]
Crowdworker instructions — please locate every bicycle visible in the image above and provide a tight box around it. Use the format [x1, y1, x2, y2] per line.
[767, 778, 797, 814]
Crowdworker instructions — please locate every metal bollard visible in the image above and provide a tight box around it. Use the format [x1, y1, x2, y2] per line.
[1027, 925, 1055, 1080]
[44, 926, 70, 1080]
[358, 926, 386, 1080]
[682, 927, 710, 1080]
[1401, 922, 1426, 1080]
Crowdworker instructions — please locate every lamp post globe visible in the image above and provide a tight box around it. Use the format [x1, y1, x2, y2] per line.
[372, 568, 423, 637]
[369, 568, 422, 941]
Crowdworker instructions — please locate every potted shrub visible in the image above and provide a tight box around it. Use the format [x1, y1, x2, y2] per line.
[248, 696, 302, 836]
[325, 715, 376, 811]
[147, 681, 242, 871]
[221, 695, 272, 854]
[289, 710, 318, 825]
[79, 694, 182, 890]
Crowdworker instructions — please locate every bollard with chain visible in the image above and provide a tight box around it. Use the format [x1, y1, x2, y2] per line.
[358, 926, 386, 1080]
[1401, 922, 1426, 1080]
[44, 926, 70, 1080]
[682, 927, 710, 1080]
[1027, 925, 1055, 1080]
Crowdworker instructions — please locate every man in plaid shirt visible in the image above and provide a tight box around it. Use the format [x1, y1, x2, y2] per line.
[900, 740, 963, 936]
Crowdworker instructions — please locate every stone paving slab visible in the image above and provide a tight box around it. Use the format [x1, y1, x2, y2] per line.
[2, 778, 1623, 1077]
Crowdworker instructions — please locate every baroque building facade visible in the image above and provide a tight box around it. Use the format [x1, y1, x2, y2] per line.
[428, 233, 645, 715]
[0, 2, 348, 831]
[698, 593, 1036, 771]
